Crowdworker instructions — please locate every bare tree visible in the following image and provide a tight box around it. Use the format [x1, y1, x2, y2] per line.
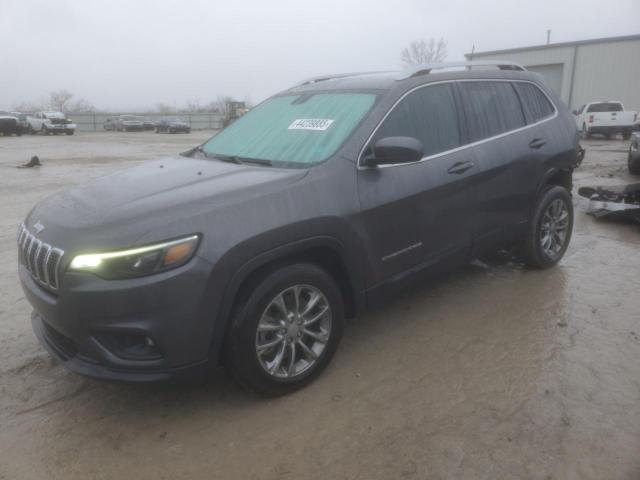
[400, 38, 448, 67]
[12, 100, 45, 113]
[68, 98, 95, 113]
[156, 102, 175, 114]
[48, 89, 75, 112]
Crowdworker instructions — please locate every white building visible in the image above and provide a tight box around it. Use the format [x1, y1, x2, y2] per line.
[466, 34, 640, 112]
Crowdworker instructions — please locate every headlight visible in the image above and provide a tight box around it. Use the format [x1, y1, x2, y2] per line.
[69, 235, 200, 279]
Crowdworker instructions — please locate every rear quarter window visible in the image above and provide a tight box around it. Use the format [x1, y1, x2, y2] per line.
[514, 82, 555, 124]
[459, 82, 526, 142]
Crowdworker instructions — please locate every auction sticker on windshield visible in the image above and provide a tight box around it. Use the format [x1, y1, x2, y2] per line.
[288, 119, 334, 131]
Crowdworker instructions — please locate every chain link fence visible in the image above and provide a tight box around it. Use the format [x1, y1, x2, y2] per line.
[70, 112, 224, 131]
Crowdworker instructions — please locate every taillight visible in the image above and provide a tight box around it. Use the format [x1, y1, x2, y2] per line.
[588, 115, 594, 123]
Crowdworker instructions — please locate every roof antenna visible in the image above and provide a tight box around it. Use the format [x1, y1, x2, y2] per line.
[546, 29, 551, 45]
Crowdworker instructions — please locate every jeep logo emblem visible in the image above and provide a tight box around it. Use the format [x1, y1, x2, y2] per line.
[33, 221, 45, 234]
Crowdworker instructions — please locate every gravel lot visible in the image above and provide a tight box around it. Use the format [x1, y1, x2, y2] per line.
[1, 132, 639, 480]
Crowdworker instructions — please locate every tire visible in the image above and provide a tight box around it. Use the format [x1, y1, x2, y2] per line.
[522, 185, 573, 269]
[66, 130, 74, 135]
[41, 126, 48, 136]
[226, 263, 344, 395]
[581, 124, 591, 139]
[622, 132, 631, 140]
[629, 151, 640, 175]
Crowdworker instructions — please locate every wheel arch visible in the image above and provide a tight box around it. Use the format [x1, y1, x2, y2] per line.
[203, 236, 365, 365]
[538, 166, 573, 195]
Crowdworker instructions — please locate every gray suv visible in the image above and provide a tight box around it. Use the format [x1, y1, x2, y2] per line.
[18, 62, 579, 394]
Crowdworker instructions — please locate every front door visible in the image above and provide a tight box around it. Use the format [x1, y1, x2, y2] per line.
[356, 82, 480, 288]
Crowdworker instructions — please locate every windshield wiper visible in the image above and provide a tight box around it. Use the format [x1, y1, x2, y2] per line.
[193, 148, 273, 166]
[212, 153, 272, 166]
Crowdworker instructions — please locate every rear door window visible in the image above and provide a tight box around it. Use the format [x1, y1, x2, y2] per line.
[459, 81, 526, 142]
[371, 83, 461, 158]
[514, 82, 555, 124]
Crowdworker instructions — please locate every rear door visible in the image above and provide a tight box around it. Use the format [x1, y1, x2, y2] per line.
[356, 82, 480, 286]
[458, 80, 540, 253]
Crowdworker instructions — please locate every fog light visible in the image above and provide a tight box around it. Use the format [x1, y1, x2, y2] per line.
[95, 332, 162, 360]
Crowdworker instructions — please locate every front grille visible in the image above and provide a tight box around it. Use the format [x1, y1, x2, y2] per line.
[17, 224, 64, 291]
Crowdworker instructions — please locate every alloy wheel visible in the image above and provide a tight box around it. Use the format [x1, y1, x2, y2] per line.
[255, 284, 332, 379]
[540, 198, 569, 259]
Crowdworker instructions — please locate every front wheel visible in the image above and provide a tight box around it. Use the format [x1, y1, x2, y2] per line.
[581, 124, 590, 139]
[522, 185, 573, 269]
[226, 263, 344, 395]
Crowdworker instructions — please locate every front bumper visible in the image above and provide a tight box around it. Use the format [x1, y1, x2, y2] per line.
[20, 256, 217, 382]
[46, 123, 76, 131]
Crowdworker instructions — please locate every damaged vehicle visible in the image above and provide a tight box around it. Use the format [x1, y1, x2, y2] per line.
[578, 184, 640, 223]
[18, 61, 579, 395]
[28, 111, 76, 135]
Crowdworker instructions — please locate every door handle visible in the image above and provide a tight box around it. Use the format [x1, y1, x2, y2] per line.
[528, 138, 547, 149]
[447, 161, 475, 174]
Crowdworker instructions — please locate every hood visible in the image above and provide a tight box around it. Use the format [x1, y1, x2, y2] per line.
[26, 156, 307, 253]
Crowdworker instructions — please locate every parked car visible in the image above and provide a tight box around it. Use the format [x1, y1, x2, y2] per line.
[10, 112, 29, 132]
[628, 122, 640, 174]
[114, 115, 144, 132]
[574, 101, 638, 139]
[143, 117, 157, 130]
[28, 111, 76, 135]
[156, 117, 191, 133]
[18, 62, 579, 395]
[0, 110, 22, 136]
[103, 118, 116, 131]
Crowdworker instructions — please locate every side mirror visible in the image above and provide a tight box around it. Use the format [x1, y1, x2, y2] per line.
[362, 136, 424, 167]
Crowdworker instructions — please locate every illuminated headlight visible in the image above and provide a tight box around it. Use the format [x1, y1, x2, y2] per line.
[69, 235, 200, 279]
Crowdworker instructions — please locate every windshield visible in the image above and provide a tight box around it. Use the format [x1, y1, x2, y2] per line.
[202, 92, 377, 167]
[587, 102, 623, 112]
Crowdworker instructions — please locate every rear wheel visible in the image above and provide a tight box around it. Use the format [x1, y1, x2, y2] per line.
[226, 263, 344, 395]
[522, 185, 573, 269]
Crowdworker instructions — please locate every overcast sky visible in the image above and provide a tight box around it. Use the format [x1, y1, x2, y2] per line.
[1, 0, 638, 111]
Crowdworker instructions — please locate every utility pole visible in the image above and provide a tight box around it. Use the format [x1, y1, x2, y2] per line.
[546, 29, 551, 45]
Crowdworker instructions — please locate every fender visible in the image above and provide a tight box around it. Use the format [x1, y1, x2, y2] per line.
[198, 229, 367, 365]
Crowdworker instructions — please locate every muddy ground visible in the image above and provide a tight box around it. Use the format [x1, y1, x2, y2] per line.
[0, 132, 638, 480]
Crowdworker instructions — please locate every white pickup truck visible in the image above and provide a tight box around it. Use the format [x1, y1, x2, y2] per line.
[27, 111, 76, 135]
[574, 101, 637, 140]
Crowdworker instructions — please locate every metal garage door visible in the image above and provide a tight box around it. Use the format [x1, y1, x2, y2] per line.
[527, 63, 564, 96]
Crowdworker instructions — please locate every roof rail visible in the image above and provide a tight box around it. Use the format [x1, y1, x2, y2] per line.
[397, 61, 526, 80]
[295, 70, 396, 87]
